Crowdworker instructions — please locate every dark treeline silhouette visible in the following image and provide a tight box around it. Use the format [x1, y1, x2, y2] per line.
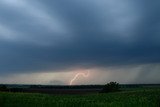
[0, 84, 160, 94]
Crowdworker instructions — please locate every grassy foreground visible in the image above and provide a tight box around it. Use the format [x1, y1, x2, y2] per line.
[0, 88, 160, 107]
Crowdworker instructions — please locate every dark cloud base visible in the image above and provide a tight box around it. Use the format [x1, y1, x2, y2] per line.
[0, 0, 160, 75]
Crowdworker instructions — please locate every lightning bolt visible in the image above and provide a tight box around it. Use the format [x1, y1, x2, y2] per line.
[69, 70, 90, 85]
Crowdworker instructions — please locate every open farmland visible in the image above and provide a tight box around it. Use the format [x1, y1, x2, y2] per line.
[0, 87, 160, 107]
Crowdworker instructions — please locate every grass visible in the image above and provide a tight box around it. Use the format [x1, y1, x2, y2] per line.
[0, 88, 160, 107]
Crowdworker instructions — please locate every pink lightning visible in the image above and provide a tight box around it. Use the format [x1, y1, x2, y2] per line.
[69, 70, 90, 85]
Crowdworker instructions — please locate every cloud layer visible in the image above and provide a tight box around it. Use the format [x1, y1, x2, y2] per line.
[0, 0, 160, 78]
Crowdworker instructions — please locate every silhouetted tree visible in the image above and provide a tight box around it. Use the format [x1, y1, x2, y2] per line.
[101, 82, 119, 93]
[0, 85, 7, 91]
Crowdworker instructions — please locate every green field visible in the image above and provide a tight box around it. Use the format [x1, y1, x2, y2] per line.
[0, 88, 160, 107]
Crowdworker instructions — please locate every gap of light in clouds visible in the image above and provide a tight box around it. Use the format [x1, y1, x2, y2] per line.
[0, 64, 160, 85]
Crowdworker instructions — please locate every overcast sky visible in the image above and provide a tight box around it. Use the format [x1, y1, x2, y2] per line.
[0, 0, 160, 85]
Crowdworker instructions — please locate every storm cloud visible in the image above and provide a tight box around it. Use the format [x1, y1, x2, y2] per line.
[0, 0, 160, 76]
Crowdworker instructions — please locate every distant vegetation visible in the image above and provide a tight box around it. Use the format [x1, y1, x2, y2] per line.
[101, 82, 120, 93]
[0, 83, 160, 94]
[0, 85, 7, 91]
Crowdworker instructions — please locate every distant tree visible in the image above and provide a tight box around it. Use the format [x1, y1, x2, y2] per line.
[0, 85, 7, 91]
[101, 82, 119, 93]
